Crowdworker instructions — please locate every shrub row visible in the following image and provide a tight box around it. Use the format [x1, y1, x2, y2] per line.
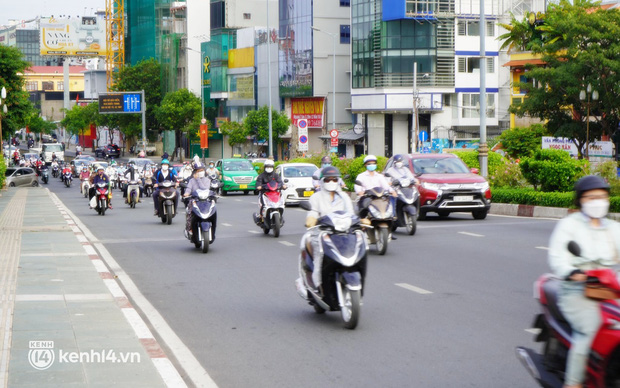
[0, 155, 6, 189]
[491, 187, 620, 213]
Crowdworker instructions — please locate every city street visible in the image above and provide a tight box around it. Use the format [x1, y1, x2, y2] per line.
[46, 176, 558, 387]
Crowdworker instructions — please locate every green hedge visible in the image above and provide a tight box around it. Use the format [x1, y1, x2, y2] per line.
[492, 187, 620, 213]
[0, 155, 6, 189]
[519, 149, 588, 192]
[448, 150, 506, 177]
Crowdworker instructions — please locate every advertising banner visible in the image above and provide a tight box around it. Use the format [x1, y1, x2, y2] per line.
[40, 16, 107, 56]
[541, 137, 613, 158]
[200, 124, 209, 149]
[291, 97, 325, 128]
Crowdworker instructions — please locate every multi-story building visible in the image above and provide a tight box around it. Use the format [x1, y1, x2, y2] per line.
[350, 0, 545, 157]
[0, 20, 63, 66]
[23, 66, 86, 122]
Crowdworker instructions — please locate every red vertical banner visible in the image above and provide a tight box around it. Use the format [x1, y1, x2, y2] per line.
[200, 124, 209, 149]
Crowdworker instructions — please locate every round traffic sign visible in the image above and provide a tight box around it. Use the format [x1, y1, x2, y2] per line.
[330, 129, 338, 138]
[298, 119, 308, 129]
[299, 135, 308, 144]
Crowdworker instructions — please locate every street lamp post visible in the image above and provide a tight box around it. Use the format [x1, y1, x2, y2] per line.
[579, 83, 599, 160]
[0, 87, 7, 147]
[311, 27, 337, 137]
[185, 47, 205, 119]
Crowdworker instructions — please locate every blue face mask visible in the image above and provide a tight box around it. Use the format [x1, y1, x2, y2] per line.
[366, 164, 377, 172]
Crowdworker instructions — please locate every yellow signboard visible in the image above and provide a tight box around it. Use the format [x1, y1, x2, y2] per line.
[40, 16, 108, 56]
[228, 47, 255, 68]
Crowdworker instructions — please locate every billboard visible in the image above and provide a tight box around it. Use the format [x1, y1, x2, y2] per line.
[279, 0, 313, 98]
[40, 16, 107, 56]
[291, 97, 325, 128]
[541, 137, 613, 158]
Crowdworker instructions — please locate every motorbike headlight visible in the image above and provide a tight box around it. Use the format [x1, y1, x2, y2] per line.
[223, 176, 232, 182]
[197, 190, 209, 200]
[333, 217, 352, 232]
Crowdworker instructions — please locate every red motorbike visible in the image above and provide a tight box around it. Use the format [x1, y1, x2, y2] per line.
[516, 241, 620, 388]
[93, 182, 110, 216]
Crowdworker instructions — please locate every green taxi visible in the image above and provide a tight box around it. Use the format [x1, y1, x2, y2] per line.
[216, 158, 259, 195]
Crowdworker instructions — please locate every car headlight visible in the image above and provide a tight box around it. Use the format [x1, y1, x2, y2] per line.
[473, 182, 490, 191]
[421, 182, 441, 191]
[223, 176, 232, 182]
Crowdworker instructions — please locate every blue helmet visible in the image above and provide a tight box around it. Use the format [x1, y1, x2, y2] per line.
[161, 159, 170, 165]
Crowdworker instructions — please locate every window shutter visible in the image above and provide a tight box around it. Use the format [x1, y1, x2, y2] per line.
[486, 58, 494, 73]
[458, 21, 466, 36]
[486, 21, 494, 37]
[458, 57, 466, 73]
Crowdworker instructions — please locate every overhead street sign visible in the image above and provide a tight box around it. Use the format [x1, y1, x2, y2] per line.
[98, 93, 142, 114]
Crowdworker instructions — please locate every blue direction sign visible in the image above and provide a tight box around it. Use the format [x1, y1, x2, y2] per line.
[418, 131, 428, 142]
[99, 93, 142, 114]
[123, 94, 141, 113]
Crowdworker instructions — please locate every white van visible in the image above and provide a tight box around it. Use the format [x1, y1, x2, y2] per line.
[40, 143, 65, 164]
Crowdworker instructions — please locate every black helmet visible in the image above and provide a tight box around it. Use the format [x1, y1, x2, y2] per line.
[574, 175, 610, 208]
[321, 156, 332, 164]
[321, 166, 341, 180]
[394, 154, 404, 163]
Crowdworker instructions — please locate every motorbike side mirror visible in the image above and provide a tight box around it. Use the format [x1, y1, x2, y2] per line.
[568, 241, 581, 257]
[300, 201, 312, 211]
[354, 180, 363, 186]
[283, 178, 289, 183]
[254, 166, 260, 171]
[343, 174, 350, 180]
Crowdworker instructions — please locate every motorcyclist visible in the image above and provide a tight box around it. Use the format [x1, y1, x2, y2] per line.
[123, 161, 142, 202]
[255, 159, 285, 222]
[12, 150, 20, 166]
[312, 156, 344, 189]
[79, 166, 91, 194]
[89, 165, 112, 209]
[183, 162, 216, 240]
[51, 152, 57, 162]
[548, 175, 620, 388]
[206, 161, 220, 180]
[180, 162, 194, 181]
[61, 164, 72, 183]
[76, 144, 82, 155]
[354, 155, 397, 218]
[298, 166, 355, 294]
[385, 154, 419, 186]
[152, 159, 178, 216]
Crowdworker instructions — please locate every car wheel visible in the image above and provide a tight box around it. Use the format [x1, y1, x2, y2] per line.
[418, 211, 427, 221]
[8, 182, 15, 187]
[31, 180, 39, 187]
[438, 211, 449, 218]
[472, 210, 488, 220]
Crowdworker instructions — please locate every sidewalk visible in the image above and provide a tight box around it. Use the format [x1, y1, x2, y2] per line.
[0, 187, 185, 387]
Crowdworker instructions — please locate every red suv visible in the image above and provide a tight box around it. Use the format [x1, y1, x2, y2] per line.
[384, 153, 491, 220]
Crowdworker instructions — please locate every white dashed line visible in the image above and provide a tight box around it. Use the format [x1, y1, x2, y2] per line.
[536, 246, 549, 250]
[395, 283, 433, 295]
[458, 231, 484, 237]
[525, 328, 541, 335]
[222, 223, 232, 227]
[248, 230, 261, 234]
[279, 241, 295, 247]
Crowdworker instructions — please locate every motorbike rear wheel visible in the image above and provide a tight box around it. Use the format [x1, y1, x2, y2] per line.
[272, 213, 281, 238]
[376, 227, 388, 255]
[201, 234, 209, 253]
[405, 213, 416, 235]
[165, 204, 173, 225]
[341, 288, 361, 330]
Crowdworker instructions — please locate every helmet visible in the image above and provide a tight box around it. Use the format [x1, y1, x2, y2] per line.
[394, 154, 404, 163]
[363, 155, 377, 164]
[575, 175, 610, 207]
[82, 166, 88, 171]
[96, 164, 104, 171]
[193, 162, 205, 171]
[264, 159, 275, 168]
[321, 166, 341, 180]
[321, 156, 332, 165]
[110, 159, 117, 165]
[161, 159, 170, 165]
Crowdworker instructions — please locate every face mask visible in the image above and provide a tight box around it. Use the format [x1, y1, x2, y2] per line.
[265, 167, 273, 173]
[323, 181, 339, 192]
[198, 171, 205, 178]
[209, 164, 214, 168]
[581, 199, 609, 219]
[366, 164, 377, 172]
[322, 163, 331, 168]
[162, 165, 169, 171]
[395, 162, 404, 169]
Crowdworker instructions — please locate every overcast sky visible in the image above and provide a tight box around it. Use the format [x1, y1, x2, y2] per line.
[1, 0, 105, 27]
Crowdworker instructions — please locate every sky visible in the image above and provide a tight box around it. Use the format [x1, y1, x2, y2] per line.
[1, 0, 105, 27]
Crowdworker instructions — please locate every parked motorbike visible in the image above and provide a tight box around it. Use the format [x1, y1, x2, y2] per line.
[51, 162, 60, 178]
[41, 168, 49, 184]
[81, 179, 91, 198]
[515, 241, 620, 388]
[63, 171, 73, 188]
[126, 179, 141, 208]
[91, 182, 110, 216]
[157, 180, 178, 225]
[184, 181, 219, 253]
[253, 181, 285, 237]
[356, 183, 395, 255]
[297, 203, 368, 329]
[390, 177, 419, 235]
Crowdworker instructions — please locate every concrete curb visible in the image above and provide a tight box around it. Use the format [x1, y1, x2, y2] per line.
[490, 203, 620, 221]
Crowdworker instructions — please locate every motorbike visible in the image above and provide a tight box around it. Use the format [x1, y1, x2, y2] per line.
[51, 162, 60, 178]
[297, 203, 368, 330]
[143, 175, 154, 197]
[126, 179, 141, 208]
[184, 181, 219, 254]
[108, 170, 118, 189]
[253, 181, 285, 237]
[515, 241, 620, 388]
[63, 171, 73, 188]
[41, 168, 49, 184]
[157, 180, 178, 225]
[81, 179, 91, 198]
[91, 182, 110, 216]
[356, 183, 395, 255]
[390, 177, 419, 236]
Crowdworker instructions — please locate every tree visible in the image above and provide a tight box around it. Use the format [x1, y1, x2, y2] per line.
[154, 88, 201, 160]
[243, 106, 291, 151]
[219, 121, 248, 148]
[498, 124, 548, 158]
[0, 45, 34, 141]
[61, 104, 95, 146]
[502, 0, 620, 158]
[498, 12, 546, 52]
[25, 113, 57, 142]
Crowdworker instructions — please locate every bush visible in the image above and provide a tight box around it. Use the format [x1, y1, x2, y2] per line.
[489, 159, 528, 188]
[492, 187, 620, 213]
[449, 150, 506, 177]
[0, 155, 6, 189]
[519, 149, 588, 192]
[339, 155, 387, 190]
[498, 124, 548, 158]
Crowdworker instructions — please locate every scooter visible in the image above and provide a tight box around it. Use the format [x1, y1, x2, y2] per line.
[157, 180, 178, 225]
[515, 241, 620, 388]
[91, 182, 110, 216]
[357, 184, 395, 255]
[63, 171, 73, 188]
[253, 181, 285, 237]
[51, 162, 59, 178]
[390, 177, 419, 236]
[143, 176, 154, 197]
[184, 180, 218, 254]
[41, 168, 49, 184]
[81, 179, 91, 198]
[109, 170, 118, 189]
[296, 203, 368, 330]
[126, 179, 141, 208]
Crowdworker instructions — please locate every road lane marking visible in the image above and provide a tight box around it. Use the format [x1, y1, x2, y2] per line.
[248, 230, 261, 234]
[235, 199, 242, 202]
[222, 223, 232, 227]
[458, 231, 484, 237]
[395, 283, 433, 295]
[525, 328, 541, 335]
[279, 241, 295, 247]
[536, 246, 549, 250]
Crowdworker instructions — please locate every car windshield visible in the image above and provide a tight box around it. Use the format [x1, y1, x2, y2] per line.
[412, 158, 470, 174]
[24, 154, 40, 160]
[130, 159, 154, 168]
[223, 160, 254, 171]
[283, 165, 317, 178]
[44, 144, 63, 152]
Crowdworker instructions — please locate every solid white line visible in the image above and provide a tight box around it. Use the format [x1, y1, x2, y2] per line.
[395, 283, 433, 295]
[525, 328, 541, 335]
[458, 231, 484, 237]
[536, 246, 549, 250]
[91, 259, 109, 273]
[83, 244, 97, 255]
[49, 192, 216, 388]
[152, 358, 188, 388]
[75, 234, 88, 243]
[279, 241, 295, 247]
[122, 308, 154, 339]
[103, 279, 126, 298]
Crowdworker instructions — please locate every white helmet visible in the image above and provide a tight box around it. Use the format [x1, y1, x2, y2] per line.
[363, 155, 377, 164]
[264, 159, 275, 168]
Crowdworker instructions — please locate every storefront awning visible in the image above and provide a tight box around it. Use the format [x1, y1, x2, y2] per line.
[502, 59, 546, 67]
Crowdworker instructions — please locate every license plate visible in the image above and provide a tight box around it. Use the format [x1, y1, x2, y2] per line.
[303, 191, 314, 197]
[453, 195, 473, 202]
[239, 184, 248, 189]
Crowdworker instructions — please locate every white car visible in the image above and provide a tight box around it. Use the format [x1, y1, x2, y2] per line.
[276, 163, 318, 206]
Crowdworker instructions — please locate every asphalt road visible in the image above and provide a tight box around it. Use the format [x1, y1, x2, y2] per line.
[45, 175, 559, 388]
